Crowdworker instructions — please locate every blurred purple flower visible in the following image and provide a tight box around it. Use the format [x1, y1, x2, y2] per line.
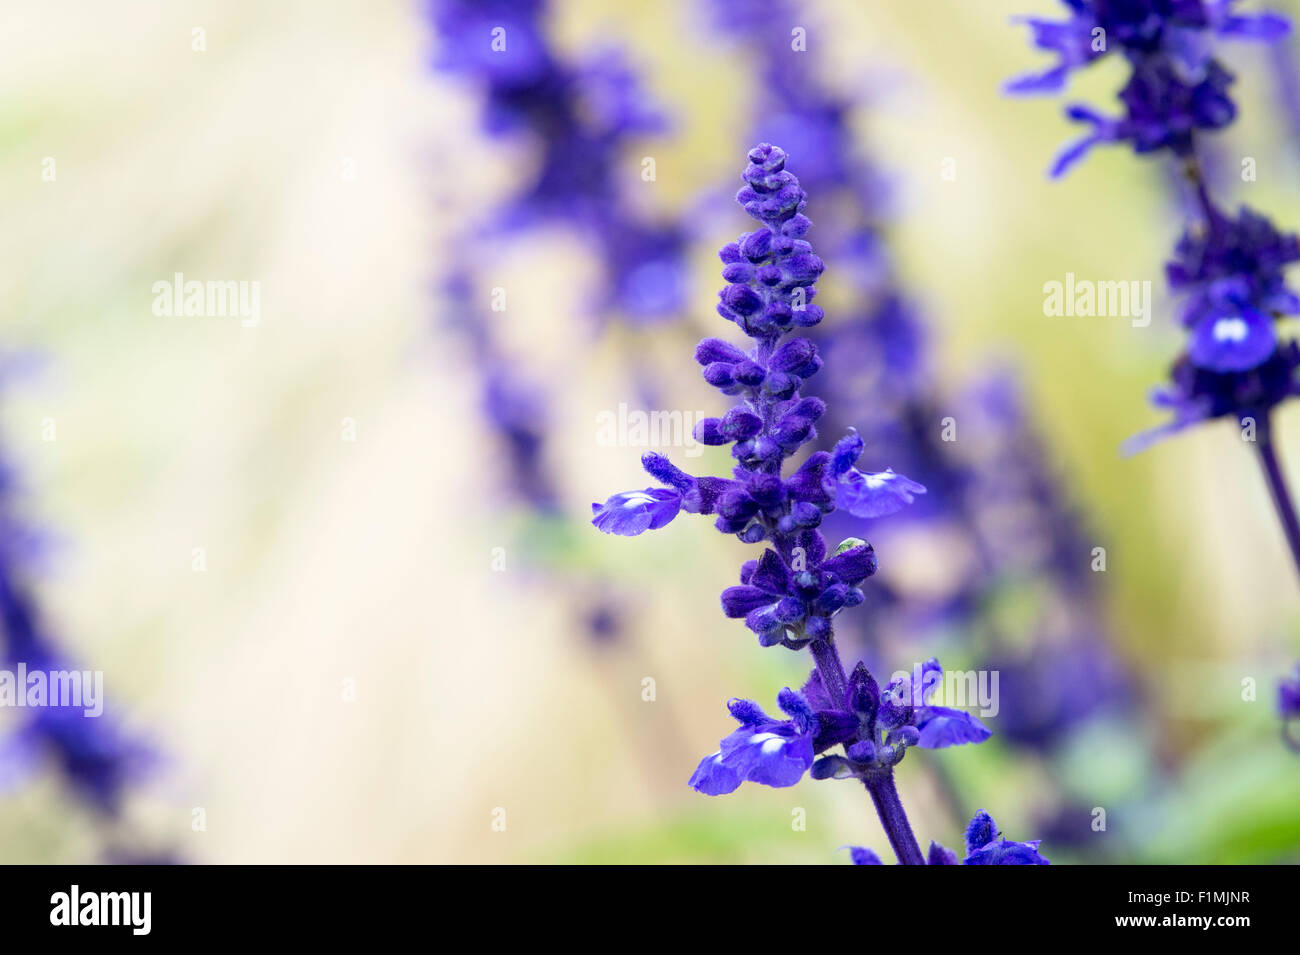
[427, 0, 688, 321]
[1007, 0, 1290, 175]
[1007, 2, 1300, 453]
[0, 376, 153, 816]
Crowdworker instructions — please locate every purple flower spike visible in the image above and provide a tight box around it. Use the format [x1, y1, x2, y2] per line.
[592, 147, 915, 649]
[1007, 3, 1300, 466]
[594, 145, 1027, 865]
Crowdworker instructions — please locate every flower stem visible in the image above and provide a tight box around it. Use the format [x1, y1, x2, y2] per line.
[864, 772, 926, 866]
[807, 637, 848, 710]
[1255, 416, 1300, 583]
[808, 636, 925, 865]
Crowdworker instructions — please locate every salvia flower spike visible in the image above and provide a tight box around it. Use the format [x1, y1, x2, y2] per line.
[593, 146, 1044, 864]
[714, 1, 1133, 803]
[1009, 2, 1300, 583]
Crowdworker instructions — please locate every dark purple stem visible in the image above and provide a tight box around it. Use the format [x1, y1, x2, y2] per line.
[1174, 151, 1300, 583]
[808, 635, 925, 865]
[1256, 417, 1300, 583]
[807, 637, 849, 710]
[864, 772, 926, 866]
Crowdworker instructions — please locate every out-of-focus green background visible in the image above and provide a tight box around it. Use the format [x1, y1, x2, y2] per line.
[2, 0, 1298, 863]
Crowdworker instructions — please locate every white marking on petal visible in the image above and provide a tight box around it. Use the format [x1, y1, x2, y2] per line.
[748, 732, 786, 755]
[1213, 317, 1249, 342]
